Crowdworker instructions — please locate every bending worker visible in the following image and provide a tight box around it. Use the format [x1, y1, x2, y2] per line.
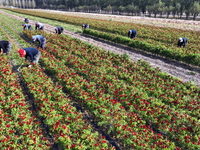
[18, 47, 41, 68]
[32, 35, 46, 50]
[24, 18, 29, 23]
[55, 26, 64, 34]
[178, 37, 188, 47]
[128, 29, 137, 39]
[82, 24, 89, 29]
[0, 40, 12, 55]
[35, 22, 44, 30]
[22, 24, 32, 30]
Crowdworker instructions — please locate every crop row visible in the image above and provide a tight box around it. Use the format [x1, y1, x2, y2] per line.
[0, 11, 199, 149]
[4, 8, 200, 66]
[0, 13, 115, 149]
[23, 29, 200, 149]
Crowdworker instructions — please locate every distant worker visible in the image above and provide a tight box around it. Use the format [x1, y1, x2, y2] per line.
[55, 26, 64, 34]
[0, 40, 12, 55]
[128, 29, 137, 39]
[35, 22, 44, 30]
[82, 24, 89, 29]
[178, 37, 188, 47]
[32, 35, 46, 50]
[24, 18, 29, 23]
[18, 47, 41, 67]
[22, 24, 32, 30]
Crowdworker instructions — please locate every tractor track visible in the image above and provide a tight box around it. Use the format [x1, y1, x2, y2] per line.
[1, 9, 200, 87]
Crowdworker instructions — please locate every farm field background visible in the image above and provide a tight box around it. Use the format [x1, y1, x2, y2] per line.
[4, 8, 200, 67]
[0, 8, 200, 150]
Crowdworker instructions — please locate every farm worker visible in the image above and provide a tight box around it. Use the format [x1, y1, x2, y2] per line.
[0, 40, 12, 55]
[22, 24, 32, 30]
[18, 47, 41, 67]
[128, 29, 137, 39]
[178, 37, 188, 47]
[82, 24, 89, 29]
[32, 35, 46, 50]
[24, 17, 29, 23]
[35, 22, 44, 30]
[55, 26, 64, 34]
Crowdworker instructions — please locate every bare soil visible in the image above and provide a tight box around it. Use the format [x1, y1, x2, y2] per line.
[1, 9, 200, 87]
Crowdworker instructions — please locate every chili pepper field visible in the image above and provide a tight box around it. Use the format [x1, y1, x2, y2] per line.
[0, 9, 199, 150]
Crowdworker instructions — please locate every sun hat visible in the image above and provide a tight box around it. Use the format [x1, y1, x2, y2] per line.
[18, 49, 25, 57]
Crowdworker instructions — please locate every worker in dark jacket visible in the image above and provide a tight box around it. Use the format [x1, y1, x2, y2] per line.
[178, 37, 188, 47]
[55, 26, 64, 34]
[128, 29, 137, 39]
[24, 18, 29, 23]
[32, 35, 46, 50]
[18, 47, 41, 67]
[35, 22, 44, 30]
[0, 40, 12, 55]
[22, 24, 32, 30]
[82, 24, 89, 29]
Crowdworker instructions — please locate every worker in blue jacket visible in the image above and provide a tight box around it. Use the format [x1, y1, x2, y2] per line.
[32, 35, 46, 50]
[82, 24, 89, 29]
[22, 24, 32, 30]
[18, 47, 41, 67]
[128, 29, 137, 39]
[178, 37, 188, 47]
[0, 40, 12, 55]
[35, 22, 44, 30]
[24, 18, 29, 23]
[55, 26, 64, 34]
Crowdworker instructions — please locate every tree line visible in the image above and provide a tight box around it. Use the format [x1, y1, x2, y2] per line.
[0, 0, 200, 20]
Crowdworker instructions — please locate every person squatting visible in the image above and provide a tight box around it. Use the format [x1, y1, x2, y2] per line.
[178, 37, 188, 47]
[0, 40, 12, 55]
[18, 47, 41, 67]
[55, 26, 64, 34]
[35, 22, 44, 30]
[32, 35, 46, 50]
[128, 29, 137, 39]
[22, 24, 32, 30]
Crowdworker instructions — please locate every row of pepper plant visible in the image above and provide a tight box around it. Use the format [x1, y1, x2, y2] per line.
[0, 12, 115, 149]
[0, 9, 199, 148]
[22, 27, 200, 150]
[4, 8, 200, 66]
[0, 15, 52, 149]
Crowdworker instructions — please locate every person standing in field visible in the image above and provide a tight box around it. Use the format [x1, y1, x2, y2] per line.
[32, 35, 46, 50]
[55, 26, 64, 34]
[128, 29, 137, 39]
[0, 40, 12, 55]
[24, 18, 29, 23]
[18, 47, 41, 67]
[22, 24, 32, 30]
[82, 24, 89, 29]
[178, 37, 188, 47]
[35, 22, 44, 30]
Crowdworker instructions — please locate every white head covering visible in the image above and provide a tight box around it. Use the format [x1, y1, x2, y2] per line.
[179, 37, 183, 42]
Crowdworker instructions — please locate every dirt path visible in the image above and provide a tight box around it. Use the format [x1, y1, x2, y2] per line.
[1, 10, 200, 87]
